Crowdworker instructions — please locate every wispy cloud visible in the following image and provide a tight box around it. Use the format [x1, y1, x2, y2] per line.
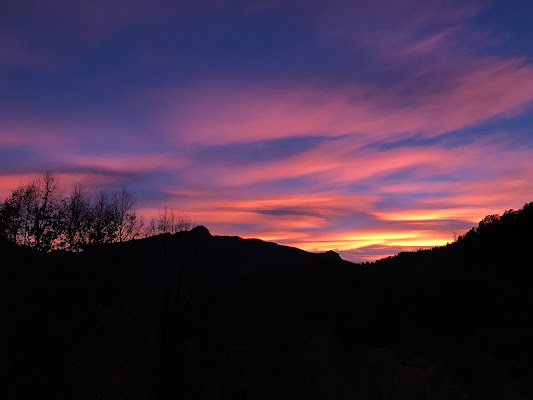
[1, 0, 533, 261]
[156, 56, 533, 144]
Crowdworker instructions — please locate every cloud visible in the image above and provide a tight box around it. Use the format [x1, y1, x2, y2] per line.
[1, 0, 532, 263]
[0, 171, 120, 199]
[150, 134, 533, 262]
[68, 154, 188, 174]
[405, 26, 463, 55]
[156, 55, 533, 145]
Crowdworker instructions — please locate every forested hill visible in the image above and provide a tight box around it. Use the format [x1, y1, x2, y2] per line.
[2, 203, 533, 399]
[378, 200, 533, 267]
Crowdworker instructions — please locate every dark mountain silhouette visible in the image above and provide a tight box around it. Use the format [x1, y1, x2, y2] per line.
[2, 203, 533, 399]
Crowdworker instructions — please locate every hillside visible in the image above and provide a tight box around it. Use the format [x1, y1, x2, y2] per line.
[2, 203, 533, 399]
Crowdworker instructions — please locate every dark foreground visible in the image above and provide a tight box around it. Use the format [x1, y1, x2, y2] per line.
[2, 204, 533, 399]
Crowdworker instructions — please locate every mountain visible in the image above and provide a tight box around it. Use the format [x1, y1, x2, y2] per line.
[2, 203, 533, 399]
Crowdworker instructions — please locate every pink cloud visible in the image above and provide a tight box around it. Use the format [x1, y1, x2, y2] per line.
[136, 134, 533, 262]
[2, 0, 531, 264]
[146, 190, 378, 230]
[156, 56, 533, 145]
[144, 1, 518, 149]
[179, 137, 500, 188]
[0, 172, 120, 199]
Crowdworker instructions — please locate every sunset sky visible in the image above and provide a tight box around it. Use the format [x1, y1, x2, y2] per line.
[2, 0, 533, 261]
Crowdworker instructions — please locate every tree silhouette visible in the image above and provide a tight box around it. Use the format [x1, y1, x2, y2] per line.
[0, 191, 22, 243]
[62, 183, 91, 251]
[0, 171, 193, 251]
[32, 171, 63, 251]
[88, 190, 118, 245]
[151, 205, 195, 235]
[0, 171, 63, 251]
[113, 186, 144, 242]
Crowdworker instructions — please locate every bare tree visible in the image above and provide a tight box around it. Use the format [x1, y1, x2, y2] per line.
[88, 190, 117, 244]
[86, 186, 144, 244]
[0, 171, 63, 251]
[0, 171, 194, 250]
[175, 211, 194, 232]
[144, 218, 158, 238]
[114, 186, 133, 242]
[113, 186, 144, 242]
[32, 171, 64, 252]
[13, 183, 39, 247]
[62, 183, 91, 251]
[150, 205, 195, 235]
[157, 205, 172, 234]
[0, 187, 27, 243]
[123, 212, 144, 241]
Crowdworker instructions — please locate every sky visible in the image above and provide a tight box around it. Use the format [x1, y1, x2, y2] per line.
[1, 0, 533, 262]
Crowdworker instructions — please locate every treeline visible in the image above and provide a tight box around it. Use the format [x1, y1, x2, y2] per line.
[0, 171, 195, 252]
[453, 201, 533, 247]
[371, 201, 533, 267]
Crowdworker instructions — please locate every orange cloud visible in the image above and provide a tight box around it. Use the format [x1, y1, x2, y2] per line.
[253, 228, 453, 253]
[373, 208, 492, 223]
[142, 136, 533, 262]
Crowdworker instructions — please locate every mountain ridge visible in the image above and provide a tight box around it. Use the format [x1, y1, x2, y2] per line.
[2, 203, 533, 399]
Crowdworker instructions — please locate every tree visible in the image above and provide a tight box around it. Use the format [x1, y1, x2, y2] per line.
[31, 171, 64, 252]
[6, 183, 38, 246]
[86, 187, 144, 245]
[88, 190, 117, 245]
[0, 171, 63, 251]
[0, 193, 23, 243]
[62, 183, 91, 251]
[151, 205, 194, 235]
[0, 170, 194, 250]
[113, 186, 143, 242]
[479, 214, 500, 228]
[175, 211, 193, 232]
[144, 218, 158, 238]
[157, 205, 172, 234]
